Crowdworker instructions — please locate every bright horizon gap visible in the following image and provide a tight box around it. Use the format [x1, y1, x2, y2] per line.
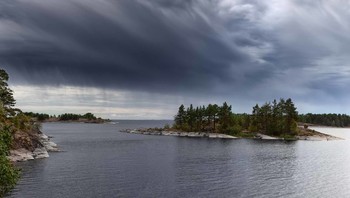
[11, 85, 350, 120]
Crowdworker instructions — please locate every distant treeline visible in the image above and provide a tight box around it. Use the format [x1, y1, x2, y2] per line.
[59, 113, 97, 121]
[24, 112, 98, 121]
[299, 113, 350, 127]
[174, 98, 298, 136]
[24, 112, 51, 121]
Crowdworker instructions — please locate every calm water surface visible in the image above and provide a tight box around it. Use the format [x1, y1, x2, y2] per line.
[8, 121, 350, 198]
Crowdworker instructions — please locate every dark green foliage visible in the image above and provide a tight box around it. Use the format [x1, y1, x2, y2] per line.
[82, 113, 96, 120]
[59, 113, 100, 121]
[0, 69, 16, 117]
[249, 98, 298, 136]
[218, 102, 233, 133]
[24, 112, 98, 122]
[0, 69, 19, 197]
[173, 98, 298, 137]
[0, 126, 11, 156]
[24, 112, 50, 121]
[174, 104, 186, 130]
[0, 69, 19, 196]
[0, 154, 19, 196]
[173, 102, 240, 134]
[299, 113, 350, 127]
[59, 113, 80, 121]
[0, 126, 19, 196]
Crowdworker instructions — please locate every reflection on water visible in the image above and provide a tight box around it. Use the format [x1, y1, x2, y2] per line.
[8, 122, 350, 197]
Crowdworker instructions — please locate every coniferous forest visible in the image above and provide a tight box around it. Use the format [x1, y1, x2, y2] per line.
[174, 99, 350, 138]
[298, 113, 350, 127]
[173, 98, 299, 137]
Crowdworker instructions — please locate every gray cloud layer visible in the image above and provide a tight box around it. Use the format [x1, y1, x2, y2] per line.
[1, 0, 350, 111]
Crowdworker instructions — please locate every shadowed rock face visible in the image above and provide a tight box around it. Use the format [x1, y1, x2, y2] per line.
[8, 129, 58, 162]
[11, 129, 43, 152]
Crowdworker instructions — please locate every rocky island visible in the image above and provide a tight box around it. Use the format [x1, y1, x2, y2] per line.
[121, 100, 343, 141]
[121, 126, 342, 141]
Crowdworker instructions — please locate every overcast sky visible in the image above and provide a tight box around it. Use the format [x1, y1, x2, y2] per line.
[1, 0, 350, 119]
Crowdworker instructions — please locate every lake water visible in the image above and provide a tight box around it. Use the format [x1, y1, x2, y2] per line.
[7, 121, 350, 198]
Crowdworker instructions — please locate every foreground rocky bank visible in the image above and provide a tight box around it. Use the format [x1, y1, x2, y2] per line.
[8, 129, 59, 162]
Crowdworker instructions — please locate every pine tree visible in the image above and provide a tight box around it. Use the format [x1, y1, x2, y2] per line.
[174, 104, 186, 130]
[218, 102, 232, 133]
[0, 69, 16, 116]
[283, 98, 298, 134]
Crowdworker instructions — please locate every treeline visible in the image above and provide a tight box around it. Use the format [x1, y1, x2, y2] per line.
[58, 113, 97, 121]
[250, 98, 298, 136]
[174, 98, 298, 136]
[24, 112, 98, 121]
[299, 113, 350, 127]
[174, 102, 241, 133]
[24, 112, 50, 121]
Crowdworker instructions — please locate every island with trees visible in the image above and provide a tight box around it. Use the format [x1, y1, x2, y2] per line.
[122, 99, 342, 141]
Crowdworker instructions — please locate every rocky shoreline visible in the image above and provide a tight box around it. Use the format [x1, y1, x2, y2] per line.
[120, 129, 237, 139]
[8, 133, 59, 162]
[296, 133, 343, 141]
[121, 128, 343, 141]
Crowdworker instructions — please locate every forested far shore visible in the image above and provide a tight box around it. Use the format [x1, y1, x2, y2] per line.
[298, 113, 350, 127]
[24, 112, 108, 123]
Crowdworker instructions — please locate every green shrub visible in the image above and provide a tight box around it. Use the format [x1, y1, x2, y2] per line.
[0, 127, 19, 197]
[0, 155, 19, 196]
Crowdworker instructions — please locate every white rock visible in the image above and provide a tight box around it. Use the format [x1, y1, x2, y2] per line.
[40, 134, 49, 140]
[33, 147, 50, 159]
[43, 141, 59, 152]
[8, 149, 35, 162]
[187, 132, 203, 137]
[208, 133, 237, 139]
[179, 133, 188, 137]
[256, 133, 281, 140]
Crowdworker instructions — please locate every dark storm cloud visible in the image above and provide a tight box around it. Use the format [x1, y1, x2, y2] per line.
[0, 0, 259, 95]
[1, 0, 350, 104]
